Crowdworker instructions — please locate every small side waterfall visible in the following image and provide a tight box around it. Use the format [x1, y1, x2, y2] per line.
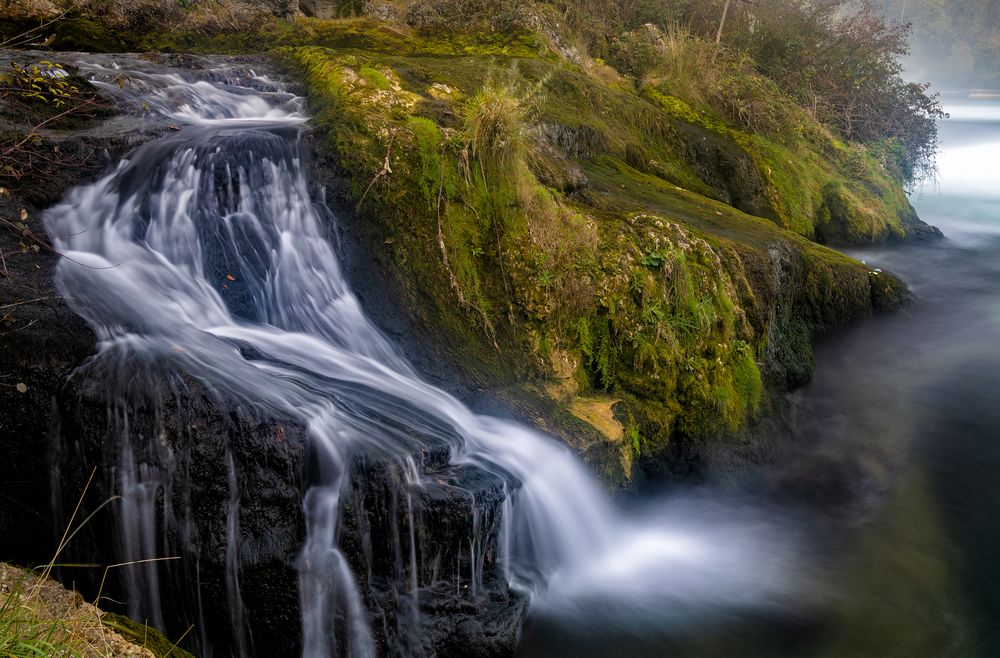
[44, 58, 802, 657]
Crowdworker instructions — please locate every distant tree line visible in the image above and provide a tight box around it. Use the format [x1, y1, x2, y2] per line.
[877, 0, 1000, 89]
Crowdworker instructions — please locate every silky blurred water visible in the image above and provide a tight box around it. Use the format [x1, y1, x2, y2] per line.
[41, 55, 1000, 656]
[45, 58, 819, 658]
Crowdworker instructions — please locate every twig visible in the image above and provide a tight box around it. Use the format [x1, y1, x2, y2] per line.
[95, 556, 182, 610]
[0, 216, 120, 270]
[0, 296, 55, 310]
[0, 2, 82, 49]
[1, 95, 105, 160]
[356, 129, 398, 211]
[163, 624, 195, 658]
[0, 318, 38, 335]
[38, 467, 96, 587]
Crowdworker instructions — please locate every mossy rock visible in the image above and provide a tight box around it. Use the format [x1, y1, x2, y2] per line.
[101, 612, 196, 658]
[284, 41, 912, 483]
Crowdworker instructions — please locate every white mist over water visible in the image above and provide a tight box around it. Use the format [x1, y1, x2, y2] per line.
[910, 100, 1000, 247]
[46, 60, 802, 656]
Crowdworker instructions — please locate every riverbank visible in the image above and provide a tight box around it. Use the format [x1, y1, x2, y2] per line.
[531, 96, 1000, 658]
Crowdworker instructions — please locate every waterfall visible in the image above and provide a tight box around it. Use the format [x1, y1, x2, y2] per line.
[45, 58, 802, 657]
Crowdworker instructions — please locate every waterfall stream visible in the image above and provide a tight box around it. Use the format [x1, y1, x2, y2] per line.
[44, 58, 799, 657]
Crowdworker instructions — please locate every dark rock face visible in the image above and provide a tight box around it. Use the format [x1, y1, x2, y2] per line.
[49, 365, 307, 657]
[671, 119, 773, 221]
[0, 210, 96, 568]
[0, 52, 151, 568]
[340, 448, 529, 657]
[49, 363, 527, 658]
[0, 52, 529, 658]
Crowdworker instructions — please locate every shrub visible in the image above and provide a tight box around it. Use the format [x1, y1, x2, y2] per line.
[709, 57, 795, 135]
[404, 0, 525, 32]
[608, 24, 667, 79]
[720, 0, 945, 184]
[1, 61, 107, 181]
[465, 81, 526, 179]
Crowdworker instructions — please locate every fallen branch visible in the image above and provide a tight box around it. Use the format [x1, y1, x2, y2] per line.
[0, 296, 56, 310]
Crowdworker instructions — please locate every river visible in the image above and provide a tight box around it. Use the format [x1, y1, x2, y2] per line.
[521, 100, 1000, 657]
[40, 57, 800, 658]
[38, 56, 1000, 657]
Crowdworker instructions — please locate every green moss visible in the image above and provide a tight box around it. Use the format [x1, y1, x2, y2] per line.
[101, 612, 194, 658]
[144, 16, 542, 56]
[626, 421, 643, 455]
[359, 65, 391, 90]
[282, 37, 906, 481]
[406, 116, 444, 205]
[0, 17, 133, 51]
[643, 81, 923, 245]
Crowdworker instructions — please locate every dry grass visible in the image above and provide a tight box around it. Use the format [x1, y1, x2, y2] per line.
[0, 563, 154, 658]
[635, 24, 720, 106]
[463, 76, 598, 325]
[0, 473, 186, 657]
[179, 0, 275, 33]
[465, 81, 526, 179]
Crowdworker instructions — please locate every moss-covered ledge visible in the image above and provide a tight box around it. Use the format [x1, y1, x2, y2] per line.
[282, 42, 908, 484]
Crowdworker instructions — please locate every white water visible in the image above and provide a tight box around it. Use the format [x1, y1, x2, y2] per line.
[46, 61, 800, 656]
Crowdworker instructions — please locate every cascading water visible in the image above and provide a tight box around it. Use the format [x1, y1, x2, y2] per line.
[44, 58, 802, 657]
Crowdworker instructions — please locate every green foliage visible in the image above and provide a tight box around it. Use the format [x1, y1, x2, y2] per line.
[640, 249, 669, 269]
[1, 61, 107, 182]
[577, 316, 617, 390]
[4, 61, 79, 108]
[717, 0, 944, 185]
[879, 0, 1000, 89]
[285, 28, 907, 475]
[517, 0, 943, 185]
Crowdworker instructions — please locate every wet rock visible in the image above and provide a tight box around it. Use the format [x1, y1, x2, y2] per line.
[340, 448, 528, 657]
[53, 369, 309, 658]
[48, 360, 529, 658]
[671, 119, 773, 220]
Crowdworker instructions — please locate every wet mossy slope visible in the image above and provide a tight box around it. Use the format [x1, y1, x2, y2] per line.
[281, 30, 912, 483]
[0, 12, 918, 482]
